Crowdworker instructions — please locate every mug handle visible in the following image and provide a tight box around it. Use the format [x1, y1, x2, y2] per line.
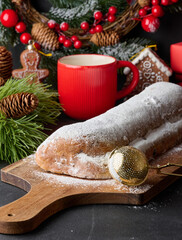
[116, 60, 139, 100]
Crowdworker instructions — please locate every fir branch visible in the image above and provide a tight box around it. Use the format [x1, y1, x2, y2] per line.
[97, 38, 154, 60]
[48, 0, 99, 26]
[165, 1, 182, 13]
[0, 113, 47, 163]
[47, 0, 127, 27]
[0, 76, 62, 124]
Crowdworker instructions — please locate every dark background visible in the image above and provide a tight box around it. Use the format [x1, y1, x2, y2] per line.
[1, 1, 182, 239]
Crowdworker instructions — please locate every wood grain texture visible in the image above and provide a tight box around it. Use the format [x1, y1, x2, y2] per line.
[0, 144, 182, 235]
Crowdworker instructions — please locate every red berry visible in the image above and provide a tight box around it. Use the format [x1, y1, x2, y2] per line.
[74, 40, 82, 49]
[139, 9, 147, 17]
[171, 0, 179, 2]
[141, 16, 160, 32]
[58, 35, 66, 43]
[0, 9, 18, 28]
[152, 6, 164, 17]
[20, 33, 32, 44]
[63, 39, 72, 48]
[80, 21, 89, 30]
[71, 35, 78, 42]
[143, 6, 151, 11]
[48, 20, 56, 29]
[89, 27, 96, 34]
[108, 6, 117, 15]
[15, 22, 26, 33]
[151, 0, 160, 5]
[161, 0, 170, 5]
[34, 42, 41, 50]
[95, 25, 103, 33]
[108, 14, 116, 22]
[60, 22, 69, 31]
[94, 11, 103, 20]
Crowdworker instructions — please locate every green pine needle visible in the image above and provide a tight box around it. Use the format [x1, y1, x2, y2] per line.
[0, 76, 62, 163]
[0, 75, 62, 124]
[0, 113, 47, 163]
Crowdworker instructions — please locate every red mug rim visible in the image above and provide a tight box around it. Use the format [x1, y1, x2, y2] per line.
[58, 54, 117, 68]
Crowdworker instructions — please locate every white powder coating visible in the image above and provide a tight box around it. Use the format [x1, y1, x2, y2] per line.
[25, 155, 152, 194]
[123, 48, 172, 76]
[36, 82, 182, 179]
[38, 82, 182, 147]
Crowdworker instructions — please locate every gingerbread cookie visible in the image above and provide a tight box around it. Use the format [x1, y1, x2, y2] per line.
[12, 49, 49, 83]
[123, 48, 172, 99]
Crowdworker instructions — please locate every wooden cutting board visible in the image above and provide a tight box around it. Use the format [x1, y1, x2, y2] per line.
[0, 144, 182, 235]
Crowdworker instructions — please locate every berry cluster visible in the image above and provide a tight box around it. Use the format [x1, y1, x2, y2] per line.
[0, 9, 42, 49]
[138, 0, 179, 32]
[82, 6, 117, 35]
[0, 9, 31, 44]
[48, 20, 82, 49]
[47, 6, 117, 49]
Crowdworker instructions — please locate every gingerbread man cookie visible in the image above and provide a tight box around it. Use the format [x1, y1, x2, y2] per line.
[12, 48, 49, 83]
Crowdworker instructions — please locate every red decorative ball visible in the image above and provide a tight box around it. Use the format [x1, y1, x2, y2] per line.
[74, 40, 82, 49]
[95, 25, 103, 33]
[89, 27, 96, 34]
[141, 16, 160, 32]
[34, 42, 41, 50]
[171, 0, 179, 2]
[20, 33, 32, 44]
[15, 22, 26, 33]
[152, 6, 164, 17]
[48, 20, 56, 29]
[63, 39, 72, 48]
[71, 35, 78, 42]
[60, 22, 69, 31]
[151, 0, 160, 5]
[161, 0, 170, 5]
[139, 9, 147, 17]
[108, 14, 116, 22]
[58, 35, 66, 43]
[0, 9, 18, 28]
[80, 21, 89, 30]
[94, 11, 103, 20]
[108, 6, 117, 15]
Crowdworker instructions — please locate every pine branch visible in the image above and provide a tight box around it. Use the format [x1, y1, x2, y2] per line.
[47, 0, 99, 26]
[165, 1, 182, 13]
[97, 38, 154, 60]
[0, 113, 47, 163]
[47, 0, 127, 27]
[0, 76, 62, 124]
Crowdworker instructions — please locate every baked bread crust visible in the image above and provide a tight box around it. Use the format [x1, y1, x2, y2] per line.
[36, 82, 182, 179]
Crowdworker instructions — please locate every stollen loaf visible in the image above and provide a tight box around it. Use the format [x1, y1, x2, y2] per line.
[35, 82, 182, 179]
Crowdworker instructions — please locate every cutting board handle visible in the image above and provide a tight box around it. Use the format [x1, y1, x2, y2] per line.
[0, 183, 69, 234]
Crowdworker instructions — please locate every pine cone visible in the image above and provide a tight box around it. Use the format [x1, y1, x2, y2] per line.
[90, 31, 120, 47]
[0, 77, 5, 87]
[31, 23, 59, 51]
[0, 46, 13, 81]
[138, 0, 150, 7]
[0, 92, 39, 119]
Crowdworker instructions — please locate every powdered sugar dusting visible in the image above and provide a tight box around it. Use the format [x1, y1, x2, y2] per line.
[38, 82, 182, 147]
[24, 155, 152, 194]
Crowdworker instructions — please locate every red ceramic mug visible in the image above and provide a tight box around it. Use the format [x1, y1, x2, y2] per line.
[58, 54, 139, 120]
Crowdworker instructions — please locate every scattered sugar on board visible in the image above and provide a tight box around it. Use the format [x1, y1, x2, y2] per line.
[24, 155, 152, 194]
[32, 169, 151, 194]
